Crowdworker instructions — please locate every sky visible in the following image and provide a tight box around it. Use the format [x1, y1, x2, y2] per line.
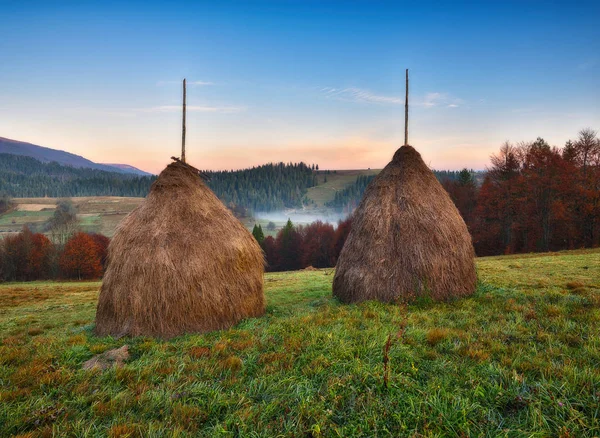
[0, 1, 598, 174]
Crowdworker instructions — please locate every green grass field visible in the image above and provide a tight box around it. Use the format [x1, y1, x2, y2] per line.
[1, 249, 599, 437]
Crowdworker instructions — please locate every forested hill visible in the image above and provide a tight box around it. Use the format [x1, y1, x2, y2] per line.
[326, 169, 479, 211]
[205, 162, 317, 211]
[0, 154, 155, 197]
[0, 154, 318, 211]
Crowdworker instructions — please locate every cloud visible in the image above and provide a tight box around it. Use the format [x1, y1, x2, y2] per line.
[322, 87, 463, 108]
[416, 92, 463, 108]
[140, 105, 245, 114]
[321, 87, 403, 104]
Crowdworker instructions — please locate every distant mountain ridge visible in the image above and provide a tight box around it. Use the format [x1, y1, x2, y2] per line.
[0, 136, 152, 175]
[101, 163, 152, 176]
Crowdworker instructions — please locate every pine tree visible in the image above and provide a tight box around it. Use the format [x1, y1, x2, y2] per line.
[252, 223, 265, 245]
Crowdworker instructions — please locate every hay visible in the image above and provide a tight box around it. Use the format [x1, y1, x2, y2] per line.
[333, 145, 476, 303]
[95, 160, 265, 338]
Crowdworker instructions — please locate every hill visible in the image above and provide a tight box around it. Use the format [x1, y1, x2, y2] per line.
[0, 249, 598, 435]
[101, 163, 152, 176]
[0, 136, 148, 175]
[0, 154, 155, 198]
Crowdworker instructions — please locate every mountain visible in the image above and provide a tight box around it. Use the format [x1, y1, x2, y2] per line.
[102, 163, 153, 176]
[0, 136, 149, 175]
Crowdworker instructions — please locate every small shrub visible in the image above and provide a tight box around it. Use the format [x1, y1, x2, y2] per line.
[566, 281, 585, 290]
[426, 328, 449, 346]
[189, 346, 211, 359]
[220, 356, 243, 371]
[27, 327, 44, 336]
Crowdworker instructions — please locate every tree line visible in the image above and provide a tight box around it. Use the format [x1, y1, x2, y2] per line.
[205, 162, 318, 212]
[0, 154, 318, 213]
[252, 218, 352, 271]
[0, 154, 155, 197]
[458, 129, 600, 255]
[0, 228, 108, 281]
[326, 170, 480, 212]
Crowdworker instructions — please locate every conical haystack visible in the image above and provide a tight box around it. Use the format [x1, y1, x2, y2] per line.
[333, 145, 476, 303]
[95, 160, 265, 338]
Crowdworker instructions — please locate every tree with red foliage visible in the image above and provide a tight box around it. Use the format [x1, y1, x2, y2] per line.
[472, 142, 522, 255]
[442, 169, 478, 230]
[59, 232, 103, 280]
[1, 227, 55, 281]
[27, 232, 55, 279]
[299, 220, 336, 268]
[571, 129, 600, 247]
[89, 233, 110, 270]
[262, 236, 279, 272]
[333, 217, 352, 263]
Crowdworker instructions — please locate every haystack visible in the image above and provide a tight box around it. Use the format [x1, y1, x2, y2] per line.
[95, 160, 265, 338]
[333, 145, 476, 303]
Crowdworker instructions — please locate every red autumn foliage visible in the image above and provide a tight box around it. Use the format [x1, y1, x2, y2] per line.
[59, 232, 103, 280]
[1, 227, 55, 281]
[299, 221, 336, 268]
[89, 233, 110, 269]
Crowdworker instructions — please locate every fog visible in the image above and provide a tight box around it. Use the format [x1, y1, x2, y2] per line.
[254, 210, 348, 227]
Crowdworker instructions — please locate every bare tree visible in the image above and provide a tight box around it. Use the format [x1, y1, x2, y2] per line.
[46, 198, 78, 244]
[575, 128, 599, 175]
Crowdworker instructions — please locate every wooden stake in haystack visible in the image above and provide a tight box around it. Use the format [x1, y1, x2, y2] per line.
[95, 79, 265, 339]
[332, 67, 477, 304]
[404, 69, 409, 146]
[182, 78, 187, 163]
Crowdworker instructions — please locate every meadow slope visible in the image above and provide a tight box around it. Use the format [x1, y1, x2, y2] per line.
[0, 249, 599, 437]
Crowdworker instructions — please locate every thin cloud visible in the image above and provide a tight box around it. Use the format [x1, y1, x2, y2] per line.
[416, 92, 464, 108]
[140, 105, 245, 114]
[322, 87, 463, 108]
[321, 87, 403, 104]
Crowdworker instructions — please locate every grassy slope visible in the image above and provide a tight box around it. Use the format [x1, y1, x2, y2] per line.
[1, 250, 599, 437]
[306, 169, 380, 207]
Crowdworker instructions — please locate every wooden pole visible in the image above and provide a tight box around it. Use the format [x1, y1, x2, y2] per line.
[182, 78, 187, 163]
[404, 69, 409, 146]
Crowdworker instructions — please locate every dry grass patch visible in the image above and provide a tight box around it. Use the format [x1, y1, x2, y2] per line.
[426, 328, 449, 346]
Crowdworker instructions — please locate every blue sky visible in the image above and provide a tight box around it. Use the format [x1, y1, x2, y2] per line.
[0, 0, 598, 173]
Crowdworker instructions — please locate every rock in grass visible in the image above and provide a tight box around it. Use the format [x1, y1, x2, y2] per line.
[82, 345, 129, 371]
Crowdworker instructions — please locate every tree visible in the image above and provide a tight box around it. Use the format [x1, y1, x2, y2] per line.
[47, 198, 78, 244]
[442, 168, 477, 229]
[275, 219, 302, 271]
[59, 232, 103, 280]
[262, 236, 279, 271]
[300, 221, 336, 268]
[89, 233, 110, 270]
[574, 128, 599, 175]
[252, 224, 265, 245]
[1, 227, 55, 281]
[27, 232, 55, 280]
[0, 193, 13, 214]
[267, 221, 276, 231]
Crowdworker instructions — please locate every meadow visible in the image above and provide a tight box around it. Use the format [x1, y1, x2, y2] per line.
[0, 249, 599, 437]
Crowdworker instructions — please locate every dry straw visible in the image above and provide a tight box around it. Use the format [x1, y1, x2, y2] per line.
[333, 145, 476, 303]
[95, 160, 265, 338]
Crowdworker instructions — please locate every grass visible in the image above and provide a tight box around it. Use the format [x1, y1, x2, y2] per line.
[306, 169, 380, 207]
[1, 249, 599, 436]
